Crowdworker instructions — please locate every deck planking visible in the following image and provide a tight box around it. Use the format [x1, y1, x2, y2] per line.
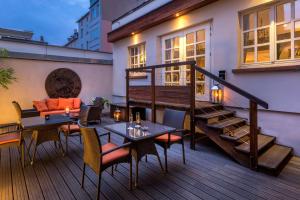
[1, 117, 300, 200]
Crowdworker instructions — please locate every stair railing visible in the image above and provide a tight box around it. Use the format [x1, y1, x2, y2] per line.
[125, 61, 269, 170]
[194, 65, 268, 170]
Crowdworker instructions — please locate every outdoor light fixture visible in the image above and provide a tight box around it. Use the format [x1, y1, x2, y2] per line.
[131, 32, 135, 35]
[211, 84, 222, 104]
[114, 108, 121, 122]
[176, 13, 180, 17]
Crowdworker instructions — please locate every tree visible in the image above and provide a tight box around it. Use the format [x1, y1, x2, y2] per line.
[0, 49, 16, 89]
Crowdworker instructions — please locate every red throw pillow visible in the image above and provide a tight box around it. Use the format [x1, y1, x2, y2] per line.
[73, 98, 81, 109]
[58, 98, 74, 110]
[33, 101, 48, 112]
[46, 98, 59, 110]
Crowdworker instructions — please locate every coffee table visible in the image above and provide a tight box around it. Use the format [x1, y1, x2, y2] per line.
[104, 121, 176, 187]
[21, 115, 72, 165]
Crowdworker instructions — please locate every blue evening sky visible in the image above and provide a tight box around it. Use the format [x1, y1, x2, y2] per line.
[0, 0, 89, 45]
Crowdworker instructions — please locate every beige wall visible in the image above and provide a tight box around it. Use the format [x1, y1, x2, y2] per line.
[0, 58, 112, 124]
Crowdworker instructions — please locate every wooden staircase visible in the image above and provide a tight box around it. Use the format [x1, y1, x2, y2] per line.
[195, 104, 293, 176]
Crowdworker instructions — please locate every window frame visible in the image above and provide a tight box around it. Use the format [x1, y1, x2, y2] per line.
[128, 42, 147, 77]
[240, 0, 300, 67]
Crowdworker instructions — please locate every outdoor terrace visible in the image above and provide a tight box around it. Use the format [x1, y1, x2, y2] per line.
[1, 117, 300, 200]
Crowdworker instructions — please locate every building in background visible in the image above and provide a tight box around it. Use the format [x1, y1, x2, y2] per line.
[65, 0, 148, 52]
[65, 0, 112, 52]
[0, 27, 47, 45]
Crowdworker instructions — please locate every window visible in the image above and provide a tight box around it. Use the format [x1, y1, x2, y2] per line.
[80, 28, 83, 39]
[164, 37, 180, 85]
[241, 1, 300, 65]
[128, 43, 146, 76]
[162, 25, 210, 97]
[90, 28, 99, 41]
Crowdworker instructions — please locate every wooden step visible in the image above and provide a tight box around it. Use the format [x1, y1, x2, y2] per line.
[220, 125, 250, 141]
[258, 144, 293, 176]
[195, 110, 235, 120]
[235, 134, 275, 154]
[207, 117, 246, 129]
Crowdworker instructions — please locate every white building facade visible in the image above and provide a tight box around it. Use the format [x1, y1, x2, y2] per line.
[109, 0, 300, 155]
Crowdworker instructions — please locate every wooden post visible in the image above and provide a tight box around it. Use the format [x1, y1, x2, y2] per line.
[249, 100, 258, 170]
[125, 70, 130, 122]
[190, 63, 196, 150]
[151, 68, 156, 123]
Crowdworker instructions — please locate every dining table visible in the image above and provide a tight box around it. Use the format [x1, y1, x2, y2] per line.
[21, 114, 72, 165]
[104, 121, 176, 187]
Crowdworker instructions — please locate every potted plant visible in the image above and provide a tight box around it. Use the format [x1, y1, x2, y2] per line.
[0, 49, 16, 89]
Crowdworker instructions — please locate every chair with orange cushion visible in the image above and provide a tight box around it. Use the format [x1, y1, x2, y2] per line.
[154, 109, 186, 173]
[79, 122, 132, 200]
[59, 105, 91, 154]
[0, 124, 25, 167]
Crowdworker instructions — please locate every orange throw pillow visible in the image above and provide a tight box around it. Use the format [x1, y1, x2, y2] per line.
[73, 98, 81, 109]
[58, 98, 74, 110]
[46, 98, 59, 110]
[33, 101, 48, 112]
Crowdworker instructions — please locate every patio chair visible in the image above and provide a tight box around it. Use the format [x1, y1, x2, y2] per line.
[154, 108, 186, 172]
[87, 97, 105, 124]
[59, 105, 90, 154]
[0, 124, 26, 167]
[79, 122, 132, 200]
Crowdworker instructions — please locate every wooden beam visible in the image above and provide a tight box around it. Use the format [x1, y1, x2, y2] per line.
[108, 0, 218, 42]
[151, 68, 156, 123]
[126, 70, 130, 122]
[249, 100, 258, 170]
[190, 63, 196, 150]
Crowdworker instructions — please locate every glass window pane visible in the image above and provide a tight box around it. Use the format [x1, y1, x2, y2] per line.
[130, 48, 134, 56]
[196, 43, 205, 55]
[257, 45, 270, 62]
[186, 45, 194, 57]
[277, 42, 291, 60]
[165, 73, 171, 82]
[276, 3, 291, 23]
[196, 84, 205, 95]
[165, 50, 171, 60]
[295, 1, 300, 19]
[186, 71, 191, 82]
[243, 48, 254, 63]
[196, 72, 205, 81]
[196, 56, 205, 67]
[165, 39, 171, 49]
[276, 23, 291, 40]
[258, 9, 270, 27]
[295, 21, 300, 38]
[196, 30, 205, 42]
[295, 40, 300, 58]
[243, 13, 255, 30]
[258, 28, 269, 44]
[173, 48, 179, 59]
[244, 31, 255, 46]
[172, 72, 180, 82]
[173, 37, 179, 48]
[186, 33, 194, 44]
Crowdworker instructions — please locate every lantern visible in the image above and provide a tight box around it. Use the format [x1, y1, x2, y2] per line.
[211, 84, 222, 104]
[114, 108, 121, 122]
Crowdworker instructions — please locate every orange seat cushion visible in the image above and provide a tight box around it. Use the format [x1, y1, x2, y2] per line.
[58, 98, 74, 110]
[46, 98, 59, 110]
[73, 98, 81, 109]
[60, 124, 80, 132]
[155, 133, 182, 143]
[0, 133, 21, 145]
[33, 101, 48, 112]
[101, 143, 130, 165]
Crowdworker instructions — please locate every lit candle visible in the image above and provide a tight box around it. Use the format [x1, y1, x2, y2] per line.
[65, 107, 70, 115]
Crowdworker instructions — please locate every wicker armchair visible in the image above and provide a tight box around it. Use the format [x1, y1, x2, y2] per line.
[79, 122, 132, 200]
[0, 124, 25, 167]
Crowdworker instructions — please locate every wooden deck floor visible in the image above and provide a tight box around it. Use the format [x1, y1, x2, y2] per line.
[1, 118, 300, 200]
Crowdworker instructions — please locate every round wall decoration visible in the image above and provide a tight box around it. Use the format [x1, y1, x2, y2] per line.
[45, 68, 81, 98]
